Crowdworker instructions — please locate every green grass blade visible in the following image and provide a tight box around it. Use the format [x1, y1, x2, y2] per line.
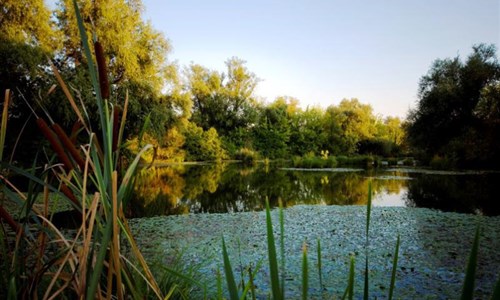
[348, 256, 355, 300]
[72, 0, 106, 137]
[460, 225, 481, 300]
[388, 235, 400, 300]
[265, 199, 282, 300]
[216, 268, 223, 300]
[302, 243, 308, 300]
[279, 199, 285, 298]
[317, 239, 323, 289]
[241, 260, 262, 300]
[222, 236, 239, 300]
[364, 182, 372, 300]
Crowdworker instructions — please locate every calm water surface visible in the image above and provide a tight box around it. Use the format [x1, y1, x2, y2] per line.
[129, 163, 500, 217]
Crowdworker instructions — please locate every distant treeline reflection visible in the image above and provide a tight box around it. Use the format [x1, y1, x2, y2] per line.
[129, 164, 499, 217]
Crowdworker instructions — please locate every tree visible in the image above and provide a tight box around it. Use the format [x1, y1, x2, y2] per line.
[253, 98, 291, 158]
[406, 44, 500, 167]
[56, 0, 170, 92]
[187, 57, 259, 153]
[289, 104, 327, 156]
[324, 98, 377, 154]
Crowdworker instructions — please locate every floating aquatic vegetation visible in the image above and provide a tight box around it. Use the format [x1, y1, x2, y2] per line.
[129, 206, 500, 299]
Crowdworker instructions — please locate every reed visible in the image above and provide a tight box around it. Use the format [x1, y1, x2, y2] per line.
[460, 225, 480, 300]
[388, 235, 400, 300]
[301, 242, 308, 300]
[0, 0, 177, 298]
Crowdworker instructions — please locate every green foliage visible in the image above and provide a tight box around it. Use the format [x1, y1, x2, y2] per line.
[406, 44, 500, 168]
[182, 122, 228, 162]
[188, 59, 259, 136]
[234, 148, 258, 165]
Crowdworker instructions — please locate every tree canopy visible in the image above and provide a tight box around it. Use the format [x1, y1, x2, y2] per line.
[406, 44, 500, 168]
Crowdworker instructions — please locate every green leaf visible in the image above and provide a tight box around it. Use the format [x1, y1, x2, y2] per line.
[460, 225, 480, 300]
[266, 199, 282, 300]
[222, 236, 239, 300]
[388, 235, 400, 300]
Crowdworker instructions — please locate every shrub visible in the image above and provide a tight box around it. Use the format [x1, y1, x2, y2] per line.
[325, 156, 338, 168]
[234, 147, 258, 165]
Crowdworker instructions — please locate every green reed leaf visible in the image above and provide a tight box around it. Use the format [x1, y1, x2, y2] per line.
[388, 235, 400, 300]
[222, 236, 239, 300]
[460, 225, 481, 300]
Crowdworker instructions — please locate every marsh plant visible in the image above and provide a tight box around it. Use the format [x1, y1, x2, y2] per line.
[0, 1, 194, 298]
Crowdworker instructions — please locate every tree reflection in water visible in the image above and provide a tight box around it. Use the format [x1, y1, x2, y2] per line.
[129, 164, 499, 217]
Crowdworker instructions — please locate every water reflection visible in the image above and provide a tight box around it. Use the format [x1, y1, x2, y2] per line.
[129, 163, 500, 217]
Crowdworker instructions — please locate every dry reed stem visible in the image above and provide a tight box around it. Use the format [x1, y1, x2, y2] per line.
[1, 89, 10, 161]
[121, 218, 163, 298]
[49, 60, 89, 133]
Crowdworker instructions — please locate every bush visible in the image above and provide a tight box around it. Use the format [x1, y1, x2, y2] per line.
[234, 147, 258, 165]
[325, 156, 338, 168]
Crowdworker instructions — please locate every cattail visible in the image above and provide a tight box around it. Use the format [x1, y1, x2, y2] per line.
[60, 183, 79, 207]
[0, 205, 20, 234]
[94, 41, 110, 100]
[112, 106, 121, 152]
[36, 118, 74, 171]
[52, 123, 85, 170]
[70, 119, 83, 144]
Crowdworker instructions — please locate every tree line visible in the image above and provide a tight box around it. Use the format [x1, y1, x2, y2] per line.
[1, 0, 498, 168]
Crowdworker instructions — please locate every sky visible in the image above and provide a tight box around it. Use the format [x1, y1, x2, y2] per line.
[138, 0, 499, 118]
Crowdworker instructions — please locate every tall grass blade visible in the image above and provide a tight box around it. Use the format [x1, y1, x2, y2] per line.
[216, 268, 223, 300]
[364, 182, 372, 300]
[302, 242, 308, 300]
[460, 225, 481, 300]
[317, 239, 323, 290]
[72, 0, 105, 136]
[279, 199, 285, 298]
[222, 237, 239, 300]
[265, 199, 282, 300]
[240, 260, 262, 300]
[388, 235, 400, 300]
[348, 256, 355, 300]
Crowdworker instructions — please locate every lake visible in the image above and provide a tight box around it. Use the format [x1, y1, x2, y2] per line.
[129, 163, 500, 217]
[128, 163, 500, 298]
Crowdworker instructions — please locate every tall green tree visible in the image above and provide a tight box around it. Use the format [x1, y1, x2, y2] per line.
[187, 57, 259, 153]
[324, 98, 377, 154]
[406, 44, 500, 167]
[253, 98, 292, 158]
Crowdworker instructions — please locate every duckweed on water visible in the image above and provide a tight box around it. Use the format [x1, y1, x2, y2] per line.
[129, 206, 500, 299]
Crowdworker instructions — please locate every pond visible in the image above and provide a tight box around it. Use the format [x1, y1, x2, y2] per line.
[129, 163, 500, 217]
[128, 163, 500, 298]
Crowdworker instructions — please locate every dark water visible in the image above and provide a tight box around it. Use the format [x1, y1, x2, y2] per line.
[129, 163, 500, 217]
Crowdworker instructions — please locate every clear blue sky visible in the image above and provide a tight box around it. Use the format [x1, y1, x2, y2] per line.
[140, 0, 499, 118]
